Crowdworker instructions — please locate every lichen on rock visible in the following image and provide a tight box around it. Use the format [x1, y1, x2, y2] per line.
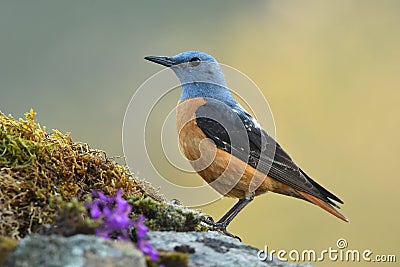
[4, 234, 146, 267]
[129, 196, 207, 232]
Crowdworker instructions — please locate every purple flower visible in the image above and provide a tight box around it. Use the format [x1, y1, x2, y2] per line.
[85, 189, 134, 240]
[85, 190, 159, 261]
[133, 215, 159, 261]
[135, 215, 148, 239]
[138, 239, 160, 261]
[87, 199, 102, 219]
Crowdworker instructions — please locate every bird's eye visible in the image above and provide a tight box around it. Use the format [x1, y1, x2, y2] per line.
[189, 57, 201, 67]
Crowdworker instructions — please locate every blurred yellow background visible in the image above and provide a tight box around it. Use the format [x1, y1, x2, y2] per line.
[1, 1, 399, 266]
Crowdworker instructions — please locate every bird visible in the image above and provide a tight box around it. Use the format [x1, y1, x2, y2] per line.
[145, 51, 348, 240]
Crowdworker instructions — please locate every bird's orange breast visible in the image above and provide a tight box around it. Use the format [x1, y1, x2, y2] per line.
[176, 98, 296, 199]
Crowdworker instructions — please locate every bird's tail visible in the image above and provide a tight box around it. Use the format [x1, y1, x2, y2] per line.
[297, 191, 349, 222]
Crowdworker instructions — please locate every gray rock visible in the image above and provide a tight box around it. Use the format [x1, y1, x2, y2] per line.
[147, 231, 312, 267]
[5, 234, 146, 267]
[4, 231, 314, 267]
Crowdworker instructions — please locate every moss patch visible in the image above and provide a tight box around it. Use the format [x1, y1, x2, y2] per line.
[0, 109, 154, 239]
[38, 198, 100, 237]
[0, 236, 18, 266]
[129, 196, 208, 232]
[0, 108, 210, 253]
[148, 250, 189, 267]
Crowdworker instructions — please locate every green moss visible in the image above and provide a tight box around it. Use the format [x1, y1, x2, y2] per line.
[129, 196, 208, 232]
[0, 109, 210, 243]
[40, 198, 100, 237]
[0, 236, 18, 266]
[0, 109, 152, 239]
[147, 251, 189, 267]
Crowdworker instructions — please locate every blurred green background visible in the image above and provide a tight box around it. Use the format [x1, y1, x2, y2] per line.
[1, 1, 399, 266]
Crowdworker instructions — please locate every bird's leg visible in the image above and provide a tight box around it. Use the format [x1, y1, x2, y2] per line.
[202, 194, 254, 241]
[202, 199, 249, 226]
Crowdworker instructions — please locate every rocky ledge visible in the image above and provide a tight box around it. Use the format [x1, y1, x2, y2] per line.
[4, 232, 312, 267]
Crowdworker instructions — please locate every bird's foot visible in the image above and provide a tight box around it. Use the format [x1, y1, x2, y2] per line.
[201, 217, 242, 242]
[202, 215, 216, 225]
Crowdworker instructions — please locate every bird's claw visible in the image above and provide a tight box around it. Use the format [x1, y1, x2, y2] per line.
[202, 215, 215, 224]
[201, 217, 242, 242]
[221, 228, 242, 242]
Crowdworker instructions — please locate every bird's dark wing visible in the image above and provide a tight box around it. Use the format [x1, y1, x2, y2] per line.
[195, 98, 343, 206]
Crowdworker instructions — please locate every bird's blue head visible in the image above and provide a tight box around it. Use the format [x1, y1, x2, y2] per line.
[145, 51, 237, 106]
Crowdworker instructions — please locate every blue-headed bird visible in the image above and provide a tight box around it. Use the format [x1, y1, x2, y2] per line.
[145, 51, 348, 240]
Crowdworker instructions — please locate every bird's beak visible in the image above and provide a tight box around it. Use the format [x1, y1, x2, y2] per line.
[144, 55, 175, 67]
